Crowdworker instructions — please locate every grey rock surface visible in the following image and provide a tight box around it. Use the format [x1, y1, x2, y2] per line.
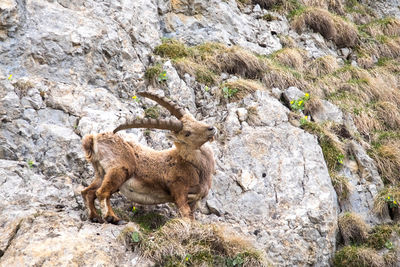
[311, 100, 343, 124]
[339, 141, 390, 225]
[282, 86, 305, 103]
[0, 159, 144, 266]
[160, 0, 284, 55]
[363, 0, 400, 18]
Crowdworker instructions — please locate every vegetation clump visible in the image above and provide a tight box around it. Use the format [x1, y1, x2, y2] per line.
[154, 39, 189, 59]
[221, 79, 266, 101]
[374, 186, 400, 217]
[338, 212, 369, 245]
[366, 224, 395, 250]
[333, 246, 385, 267]
[292, 7, 358, 48]
[144, 64, 163, 83]
[144, 106, 160, 119]
[155, 40, 267, 83]
[271, 48, 306, 70]
[122, 218, 269, 266]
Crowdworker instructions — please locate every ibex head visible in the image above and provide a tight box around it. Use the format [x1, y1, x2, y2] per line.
[113, 92, 216, 148]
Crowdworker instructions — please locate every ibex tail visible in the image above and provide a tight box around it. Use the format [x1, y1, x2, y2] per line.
[82, 134, 95, 162]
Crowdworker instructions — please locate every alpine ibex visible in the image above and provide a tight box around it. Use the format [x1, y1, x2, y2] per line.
[81, 92, 216, 224]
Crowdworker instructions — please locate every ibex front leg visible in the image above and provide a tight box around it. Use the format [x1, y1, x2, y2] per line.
[170, 185, 192, 219]
[96, 166, 130, 225]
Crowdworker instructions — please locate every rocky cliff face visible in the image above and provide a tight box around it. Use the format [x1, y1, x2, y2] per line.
[1, 0, 398, 266]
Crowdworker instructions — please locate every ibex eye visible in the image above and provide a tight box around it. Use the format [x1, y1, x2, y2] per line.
[185, 131, 191, 137]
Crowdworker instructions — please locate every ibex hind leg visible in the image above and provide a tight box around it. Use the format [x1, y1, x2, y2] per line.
[81, 175, 104, 223]
[96, 166, 130, 225]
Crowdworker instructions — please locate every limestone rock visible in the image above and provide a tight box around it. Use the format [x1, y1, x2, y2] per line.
[282, 86, 305, 103]
[162, 0, 283, 55]
[207, 122, 338, 266]
[0, 212, 141, 267]
[364, 0, 400, 19]
[339, 141, 390, 225]
[311, 100, 343, 124]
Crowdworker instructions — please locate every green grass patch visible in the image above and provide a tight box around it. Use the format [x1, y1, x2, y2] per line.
[144, 64, 163, 82]
[132, 211, 168, 232]
[155, 39, 189, 59]
[144, 106, 160, 119]
[333, 246, 384, 267]
[366, 225, 393, 249]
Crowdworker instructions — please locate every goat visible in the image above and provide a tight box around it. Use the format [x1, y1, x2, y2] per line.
[81, 92, 216, 224]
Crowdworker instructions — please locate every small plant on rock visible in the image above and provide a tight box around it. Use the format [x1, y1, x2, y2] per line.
[374, 187, 400, 217]
[385, 195, 399, 209]
[290, 93, 310, 112]
[158, 71, 168, 83]
[222, 86, 238, 99]
[27, 160, 34, 168]
[145, 64, 163, 81]
[131, 231, 140, 243]
[299, 115, 308, 125]
[144, 106, 160, 119]
[337, 154, 345, 165]
[132, 95, 140, 103]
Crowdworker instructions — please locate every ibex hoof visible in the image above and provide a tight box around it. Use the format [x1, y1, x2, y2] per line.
[105, 216, 125, 225]
[90, 217, 104, 224]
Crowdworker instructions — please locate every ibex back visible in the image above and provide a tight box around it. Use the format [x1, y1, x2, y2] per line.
[81, 92, 216, 224]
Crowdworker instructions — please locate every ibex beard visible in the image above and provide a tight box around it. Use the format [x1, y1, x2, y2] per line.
[81, 92, 216, 224]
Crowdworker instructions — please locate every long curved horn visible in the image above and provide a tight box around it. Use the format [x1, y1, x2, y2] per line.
[137, 92, 186, 119]
[113, 118, 183, 134]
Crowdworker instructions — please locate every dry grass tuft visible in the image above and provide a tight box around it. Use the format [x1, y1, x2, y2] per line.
[263, 59, 310, 90]
[338, 212, 369, 245]
[362, 17, 400, 38]
[221, 79, 266, 102]
[301, 0, 344, 14]
[272, 48, 307, 70]
[354, 110, 383, 137]
[303, 96, 323, 115]
[357, 36, 400, 61]
[306, 55, 339, 77]
[214, 47, 267, 79]
[279, 34, 297, 48]
[375, 102, 400, 130]
[369, 141, 400, 184]
[174, 59, 217, 86]
[154, 40, 268, 83]
[331, 173, 351, 201]
[139, 219, 269, 266]
[357, 56, 375, 69]
[366, 224, 398, 250]
[333, 246, 385, 267]
[292, 8, 358, 48]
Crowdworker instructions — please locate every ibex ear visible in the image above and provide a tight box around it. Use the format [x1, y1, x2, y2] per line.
[167, 132, 186, 144]
[166, 133, 179, 142]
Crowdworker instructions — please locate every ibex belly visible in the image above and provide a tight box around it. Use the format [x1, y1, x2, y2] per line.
[119, 177, 174, 205]
[119, 178, 203, 204]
